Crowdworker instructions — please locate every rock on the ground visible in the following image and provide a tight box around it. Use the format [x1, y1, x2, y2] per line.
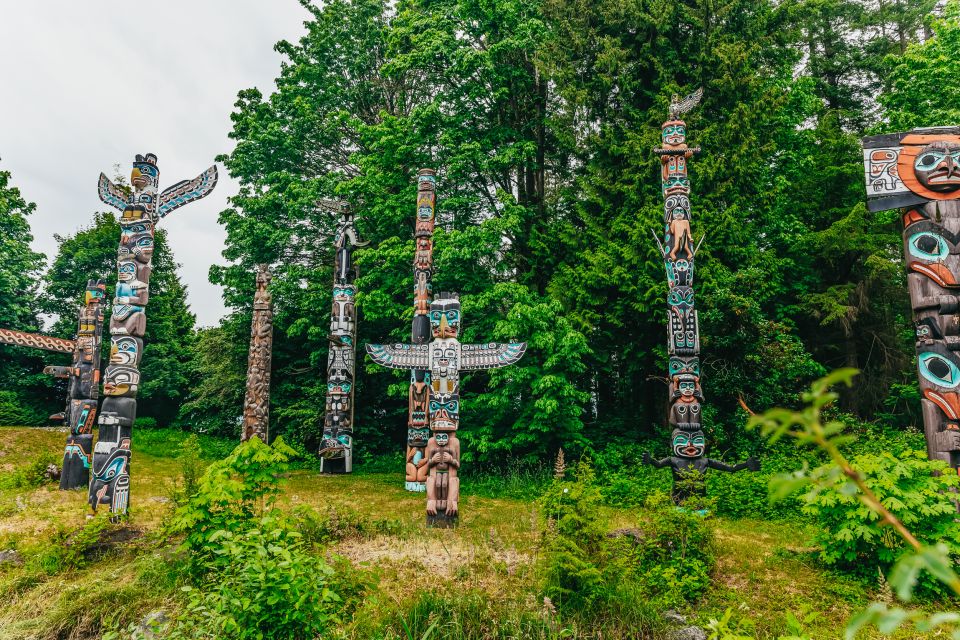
[0, 549, 23, 566]
[667, 626, 707, 640]
[663, 609, 687, 624]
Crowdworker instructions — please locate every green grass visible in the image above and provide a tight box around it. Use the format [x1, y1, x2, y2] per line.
[0, 426, 951, 639]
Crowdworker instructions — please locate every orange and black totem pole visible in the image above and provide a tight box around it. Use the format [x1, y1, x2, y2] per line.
[863, 126, 960, 474]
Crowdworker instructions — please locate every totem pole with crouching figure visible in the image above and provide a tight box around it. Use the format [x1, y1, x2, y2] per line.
[320, 200, 368, 472]
[641, 90, 758, 504]
[93, 153, 217, 517]
[863, 126, 960, 473]
[242, 265, 274, 443]
[366, 170, 527, 524]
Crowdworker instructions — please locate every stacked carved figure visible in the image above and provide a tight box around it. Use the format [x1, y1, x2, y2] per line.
[94, 153, 217, 517]
[366, 169, 527, 527]
[643, 91, 758, 503]
[242, 265, 274, 443]
[320, 203, 367, 472]
[863, 126, 960, 473]
[56, 281, 107, 489]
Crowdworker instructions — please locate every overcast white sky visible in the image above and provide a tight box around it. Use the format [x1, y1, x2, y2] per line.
[0, 1, 311, 326]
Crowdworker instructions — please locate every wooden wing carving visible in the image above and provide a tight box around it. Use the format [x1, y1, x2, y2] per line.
[365, 343, 429, 370]
[460, 342, 527, 370]
[157, 165, 218, 218]
[98, 173, 129, 212]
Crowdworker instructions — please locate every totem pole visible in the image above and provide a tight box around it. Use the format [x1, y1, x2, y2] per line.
[641, 90, 758, 504]
[366, 170, 527, 527]
[242, 265, 274, 443]
[319, 201, 368, 473]
[56, 281, 107, 489]
[862, 126, 960, 473]
[0, 281, 106, 489]
[93, 153, 217, 517]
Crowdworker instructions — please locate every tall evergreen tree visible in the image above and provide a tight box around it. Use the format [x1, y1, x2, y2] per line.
[0, 164, 51, 424]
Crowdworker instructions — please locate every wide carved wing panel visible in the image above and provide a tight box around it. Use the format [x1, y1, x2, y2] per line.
[98, 173, 129, 212]
[460, 342, 527, 370]
[365, 343, 429, 370]
[0, 328, 75, 354]
[157, 165, 218, 218]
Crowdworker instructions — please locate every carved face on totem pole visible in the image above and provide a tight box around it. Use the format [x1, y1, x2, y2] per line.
[103, 365, 140, 397]
[672, 428, 705, 458]
[430, 392, 460, 432]
[662, 120, 687, 146]
[903, 210, 960, 289]
[667, 286, 698, 355]
[430, 295, 461, 339]
[119, 220, 155, 264]
[84, 280, 106, 306]
[408, 427, 431, 448]
[914, 142, 960, 193]
[109, 336, 142, 367]
[331, 285, 356, 333]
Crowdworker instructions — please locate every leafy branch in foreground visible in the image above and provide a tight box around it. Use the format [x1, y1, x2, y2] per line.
[747, 368, 960, 639]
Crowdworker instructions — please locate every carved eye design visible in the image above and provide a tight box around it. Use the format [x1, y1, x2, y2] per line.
[919, 351, 960, 388]
[692, 435, 704, 446]
[916, 151, 948, 169]
[908, 232, 949, 261]
[690, 404, 701, 415]
[673, 434, 689, 447]
[676, 405, 687, 416]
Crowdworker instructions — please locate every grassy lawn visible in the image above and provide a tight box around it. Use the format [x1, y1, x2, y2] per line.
[0, 427, 946, 639]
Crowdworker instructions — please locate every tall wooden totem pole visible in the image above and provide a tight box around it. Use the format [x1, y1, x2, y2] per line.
[94, 153, 217, 517]
[366, 169, 527, 527]
[641, 91, 758, 504]
[319, 201, 367, 473]
[863, 126, 960, 474]
[0, 280, 107, 489]
[242, 265, 274, 443]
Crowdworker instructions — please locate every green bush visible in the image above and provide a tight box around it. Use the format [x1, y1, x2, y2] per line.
[633, 492, 716, 606]
[28, 518, 110, 575]
[168, 515, 340, 640]
[166, 435, 298, 576]
[801, 449, 960, 599]
[0, 448, 61, 489]
[539, 460, 608, 609]
[539, 461, 715, 617]
[0, 390, 47, 426]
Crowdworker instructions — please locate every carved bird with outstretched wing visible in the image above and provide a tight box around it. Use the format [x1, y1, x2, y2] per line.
[98, 173, 131, 212]
[669, 88, 703, 119]
[157, 165, 218, 218]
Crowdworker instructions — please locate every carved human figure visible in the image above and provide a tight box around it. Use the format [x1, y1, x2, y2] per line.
[643, 432, 759, 505]
[425, 431, 461, 522]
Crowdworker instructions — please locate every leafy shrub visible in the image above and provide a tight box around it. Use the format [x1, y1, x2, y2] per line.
[168, 515, 340, 640]
[801, 448, 960, 598]
[0, 390, 47, 426]
[29, 518, 110, 575]
[633, 492, 716, 606]
[133, 416, 158, 430]
[166, 435, 298, 576]
[0, 449, 61, 489]
[539, 460, 608, 608]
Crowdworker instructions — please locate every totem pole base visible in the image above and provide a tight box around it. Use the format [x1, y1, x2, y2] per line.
[319, 457, 350, 474]
[405, 481, 426, 492]
[426, 512, 458, 528]
[59, 434, 93, 490]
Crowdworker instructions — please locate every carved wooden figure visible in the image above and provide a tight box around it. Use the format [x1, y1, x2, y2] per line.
[366, 171, 526, 526]
[643, 91, 758, 503]
[94, 153, 217, 517]
[320, 201, 368, 472]
[863, 126, 960, 473]
[242, 265, 274, 443]
[0, 281, 106, 489]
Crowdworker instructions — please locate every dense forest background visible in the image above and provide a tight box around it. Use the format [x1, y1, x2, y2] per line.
[1, 0, 959, 466]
